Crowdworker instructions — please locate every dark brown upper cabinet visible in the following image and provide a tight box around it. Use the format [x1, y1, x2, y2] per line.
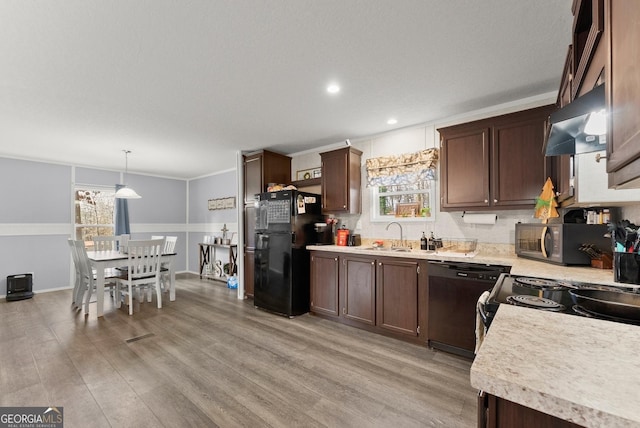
[243, 150, 291, 204]
[605, 0, 640, 188]
[320, 147, 362, 214]
[572, 0, 605, 99]
[438, 105, 556, 211]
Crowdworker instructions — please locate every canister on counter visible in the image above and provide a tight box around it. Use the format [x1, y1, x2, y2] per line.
[336, 228, 350, 246]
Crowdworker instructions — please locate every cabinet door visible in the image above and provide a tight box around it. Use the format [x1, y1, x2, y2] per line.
[244, 204, 256, 249]
[376, 259, 418, 336]
[486, 394, 582, 428]
[572, 0, 605, 99]
[321, 147, 362, 214]
[310, 253, 340, 317]
[440, 127, 490, 210]
[262, 151, 292, 186]
[606, 0, 640, 188]
[342, 256, 376, 325]
[492, 117, 548, 207]
[244, 249, 254, 298]
[244, 154, 263, 204]
[558, 45, 573, 107]
[321, 149, 349, 212]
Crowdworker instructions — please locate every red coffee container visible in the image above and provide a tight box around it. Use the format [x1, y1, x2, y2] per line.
[336, 229, 350, 246]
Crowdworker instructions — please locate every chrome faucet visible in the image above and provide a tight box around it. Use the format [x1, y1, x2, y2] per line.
[385, 221, 404, 248]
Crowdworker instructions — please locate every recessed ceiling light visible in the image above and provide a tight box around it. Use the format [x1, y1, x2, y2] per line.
[327, 84, 340, 94]
[387, 118, 398, 125]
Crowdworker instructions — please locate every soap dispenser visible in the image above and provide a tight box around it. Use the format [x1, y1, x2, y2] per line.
[428, 231, 436, 251]
[420, 232, 428, 250]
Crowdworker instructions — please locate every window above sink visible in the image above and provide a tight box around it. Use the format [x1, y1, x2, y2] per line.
[370, 180, 435, 223]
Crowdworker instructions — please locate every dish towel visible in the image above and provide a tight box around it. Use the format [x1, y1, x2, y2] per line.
[475, 291, 491, 355]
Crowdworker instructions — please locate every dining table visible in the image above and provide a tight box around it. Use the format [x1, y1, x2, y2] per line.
[86, 250, 177, 317]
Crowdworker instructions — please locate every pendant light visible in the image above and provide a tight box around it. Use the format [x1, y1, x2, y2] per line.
[115, 150, 141, 199]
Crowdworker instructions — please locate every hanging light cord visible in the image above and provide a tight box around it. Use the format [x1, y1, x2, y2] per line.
[123, 149, 131, 182]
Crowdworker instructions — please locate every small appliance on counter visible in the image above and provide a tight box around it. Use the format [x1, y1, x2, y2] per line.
[515, 208, 617, 266]
[515, 223, 610, 265]
[347, 234, 361, 246]
[313, 222, 333, 245]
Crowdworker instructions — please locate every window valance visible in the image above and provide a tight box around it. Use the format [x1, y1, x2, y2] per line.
[365, 148, 439, 187]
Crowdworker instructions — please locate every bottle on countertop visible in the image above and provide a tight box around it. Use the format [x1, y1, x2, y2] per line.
[428, 231, 436, 251]
[420, 232, 428, 250]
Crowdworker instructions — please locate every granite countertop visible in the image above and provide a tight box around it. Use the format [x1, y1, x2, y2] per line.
[470, 305, 640, 427]
[307, 244, 630, 287]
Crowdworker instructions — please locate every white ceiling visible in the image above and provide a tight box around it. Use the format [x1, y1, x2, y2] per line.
[0, 1, 572, 180]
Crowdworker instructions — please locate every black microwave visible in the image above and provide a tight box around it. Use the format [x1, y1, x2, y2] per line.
[515, 223, 611, 265]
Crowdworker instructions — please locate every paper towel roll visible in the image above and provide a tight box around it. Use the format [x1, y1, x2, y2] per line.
[463, 213, 497, 225]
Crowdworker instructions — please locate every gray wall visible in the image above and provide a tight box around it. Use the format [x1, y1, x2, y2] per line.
[187, 170, 238, 274]
[0, 156, 234, 296]
[0, 158, 72, 294]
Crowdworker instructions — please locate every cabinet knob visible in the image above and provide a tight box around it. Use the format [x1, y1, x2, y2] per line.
[343, 205, 347, 209]
[484, 199, 488, 203]
[378, 262, 382, 266]
[334, 257, 338, 261]
[493, 199, 498, 203]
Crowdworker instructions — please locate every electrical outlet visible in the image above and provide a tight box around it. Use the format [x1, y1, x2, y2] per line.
[356, 220, 362, 230]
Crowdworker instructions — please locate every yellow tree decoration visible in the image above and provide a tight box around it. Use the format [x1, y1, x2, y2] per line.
[534, 177, 559, 223]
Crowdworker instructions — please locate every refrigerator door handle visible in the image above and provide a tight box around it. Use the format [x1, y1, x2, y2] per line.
[291, 232, 296, 244]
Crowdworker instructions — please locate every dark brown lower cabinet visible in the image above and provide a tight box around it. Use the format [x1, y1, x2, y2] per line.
[479, 392, 583, 428]
[309, 251, 427, 344]
[342, 255, 376, 326]
[376, 258, 419, 336]
[310, 253, 339, 317]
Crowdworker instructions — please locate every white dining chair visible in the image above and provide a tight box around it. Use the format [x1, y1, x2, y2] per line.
[162, 236, 177, 254]
[69, 239, 119, 313]
[151, 236, 177, 292]
[93, 234, 129, 252]
[115, 239, 164, 315]
[67, 239, 83, 307]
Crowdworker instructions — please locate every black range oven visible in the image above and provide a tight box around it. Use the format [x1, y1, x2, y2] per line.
[480, 274, 640, 328]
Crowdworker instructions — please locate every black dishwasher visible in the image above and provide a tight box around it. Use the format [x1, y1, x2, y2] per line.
[427, 261, 510, 359]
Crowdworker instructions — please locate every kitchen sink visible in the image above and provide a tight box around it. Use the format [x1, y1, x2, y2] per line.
[360, 246, 413, 252]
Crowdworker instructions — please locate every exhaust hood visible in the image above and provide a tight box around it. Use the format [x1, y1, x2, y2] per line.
[544, 84, 606, 156]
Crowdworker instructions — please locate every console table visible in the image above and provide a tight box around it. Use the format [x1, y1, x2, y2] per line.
[198, 243, 237, 281]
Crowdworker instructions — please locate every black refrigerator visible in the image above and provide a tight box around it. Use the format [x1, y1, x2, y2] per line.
[254, 190, 323, 317]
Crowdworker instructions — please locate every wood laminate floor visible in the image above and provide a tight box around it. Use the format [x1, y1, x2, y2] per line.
[0, 275, 477, 427]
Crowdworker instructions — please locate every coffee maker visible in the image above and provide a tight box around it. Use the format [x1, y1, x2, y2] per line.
[314, 222, 334, 245]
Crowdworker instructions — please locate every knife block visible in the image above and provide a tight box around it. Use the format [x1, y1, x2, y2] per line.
[591, 253, 612, 269]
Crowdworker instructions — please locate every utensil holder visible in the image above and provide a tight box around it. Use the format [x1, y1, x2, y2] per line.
[614, 252, 640, 284]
